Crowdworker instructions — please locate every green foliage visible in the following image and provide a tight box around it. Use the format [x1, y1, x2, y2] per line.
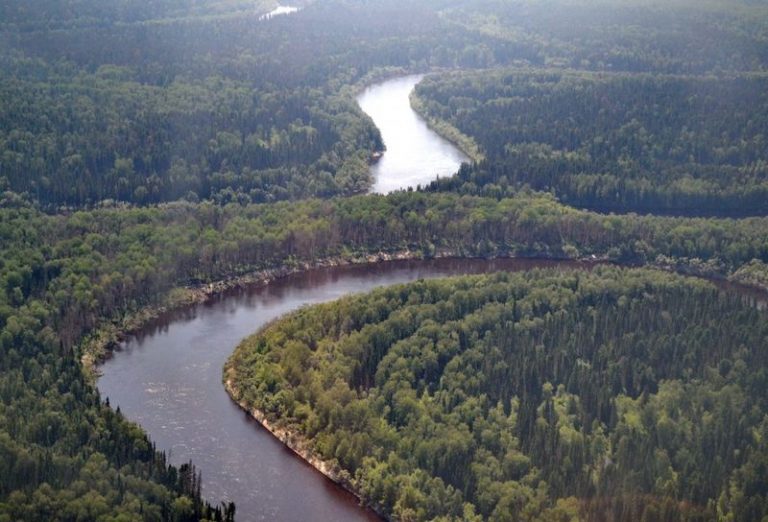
[7, 0, 764, 209]
[0, 59, 381, 207]
[2, 0, 768, 519]
[227, 268, 768, 520]
[1, 189, 766, 517]
[420, 69, 768, 215]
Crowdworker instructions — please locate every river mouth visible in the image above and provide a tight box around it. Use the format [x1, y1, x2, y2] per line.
[357, 74, 469, 194]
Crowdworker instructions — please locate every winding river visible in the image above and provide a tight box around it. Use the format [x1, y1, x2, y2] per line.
[99, 259, 599, 520]
[98, 76, 473, 521]
[357, 74, 469, 193]
[96, 77, 767, 521]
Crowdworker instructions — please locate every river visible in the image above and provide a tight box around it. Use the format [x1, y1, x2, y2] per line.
[97, 259, 600, 521]
[97, 74, 476, 521]
[96, 76, 766, 521]
[357, 74, 469, 193]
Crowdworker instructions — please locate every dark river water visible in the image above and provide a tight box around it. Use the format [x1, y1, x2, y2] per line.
[357, 74, 469, 193]
[100, 74, 478, 521]
[96, 74, 768, 521]
[97, 258, 600, 521]
[97, 256, 767, 521]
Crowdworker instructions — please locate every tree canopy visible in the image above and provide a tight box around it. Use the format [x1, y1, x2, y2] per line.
[227, 268, 768, 521]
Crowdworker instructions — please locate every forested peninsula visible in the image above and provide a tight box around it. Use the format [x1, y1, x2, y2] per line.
[417, 70, 768, 215]
[3, 190, 767, 519]
[226, 268, 768, 521]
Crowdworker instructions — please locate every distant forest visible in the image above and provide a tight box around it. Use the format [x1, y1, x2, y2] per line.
[419, 70, 768, 215]
[2, 0, 767, 209]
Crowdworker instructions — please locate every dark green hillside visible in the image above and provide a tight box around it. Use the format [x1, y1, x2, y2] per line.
[226, 268, 768, 521]
[419, 70, 768, 215]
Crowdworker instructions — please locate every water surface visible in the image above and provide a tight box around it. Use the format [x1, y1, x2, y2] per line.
[357, 74, 469, 193]
[97, 258, 595, 521]
[259, 5, 299, 21]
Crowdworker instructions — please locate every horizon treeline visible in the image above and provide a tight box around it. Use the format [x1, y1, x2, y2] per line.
[3, 0, 767, 209]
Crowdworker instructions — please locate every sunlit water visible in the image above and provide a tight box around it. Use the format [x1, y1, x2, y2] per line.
[357, 74, 469, 193]
[258, 5, 299, 21]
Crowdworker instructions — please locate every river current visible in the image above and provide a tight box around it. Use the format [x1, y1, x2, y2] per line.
[357, 74, 469, 193]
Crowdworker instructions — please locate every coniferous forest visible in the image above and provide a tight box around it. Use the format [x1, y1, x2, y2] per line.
[418, 71, 768, 215]
[226, 268, 768, 521]
[1, 0, 768, 520]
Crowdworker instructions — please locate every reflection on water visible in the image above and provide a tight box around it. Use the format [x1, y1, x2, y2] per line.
[258, 5, 299, 21]
[357, 75, 469, 194]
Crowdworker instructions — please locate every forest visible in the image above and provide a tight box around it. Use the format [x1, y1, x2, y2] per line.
[417, 70, 768, 215]
[225, 268, 768, 521]
[3, 0, 768, 208]
[2, 191, 768, 519]
[1, 0, 768, 519]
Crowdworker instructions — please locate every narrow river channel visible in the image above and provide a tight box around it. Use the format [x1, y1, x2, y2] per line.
[96, 76, 767, 521]
[357, 74, 469, 193]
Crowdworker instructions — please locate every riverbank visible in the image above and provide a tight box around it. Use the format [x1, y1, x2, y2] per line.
[83, 248, 453, 380]
[222, 376, 389, 520]
[89, 246, 768, 518]
[409, 89, 484, 163]
[85, 246, 768, 381]
[353, 68, 485, 169]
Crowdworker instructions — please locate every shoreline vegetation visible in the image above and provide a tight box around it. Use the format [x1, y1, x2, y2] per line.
[86, 245, 768, 381]
[409, 89, 485, 164]
[221, 265, 767, 521]
[80, 193, 768, 382]
[223, 376, 390, 520]
[414, 68, 768, 216]
[223, 267, 758, 520]
[80, 246, 767, 518]
[10, 182, 759, 518]
[351, 66, 480, 168]
[4, 0, 768, 518]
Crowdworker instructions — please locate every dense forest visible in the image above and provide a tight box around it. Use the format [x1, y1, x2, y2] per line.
[0, 58, 382, 206]
[2, 189, 768, 518]
[2, 0, 768, 519]
[3, 0, 768, 208]
[226, 268, 768, 521]
[418, 70, 768, 215]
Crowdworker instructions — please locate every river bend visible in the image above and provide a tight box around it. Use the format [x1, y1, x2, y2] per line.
[357, 74, 469, 193]
[97, 259, 604, 520]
